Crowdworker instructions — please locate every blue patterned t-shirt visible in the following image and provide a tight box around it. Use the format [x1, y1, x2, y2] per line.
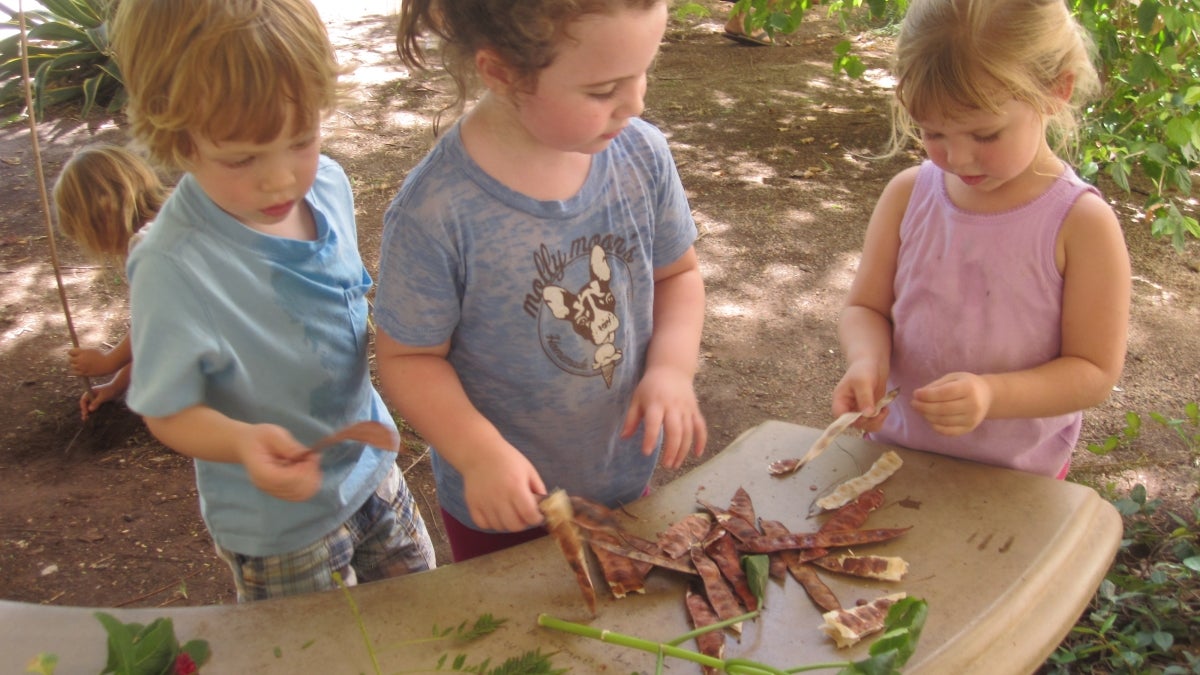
[375, 117, 697, 530]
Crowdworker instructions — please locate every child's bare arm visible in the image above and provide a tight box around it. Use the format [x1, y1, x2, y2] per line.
[375, 332, 546, 532]
[911, 192, 1130, 434]
[143, 405, 321, 501]
[833, 167, 915, 428]
[623, 246, 707, 469]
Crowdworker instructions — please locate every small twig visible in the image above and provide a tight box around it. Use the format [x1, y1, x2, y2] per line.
[62, 423, 87, 456]
[89, 553, 116, 568]
[110, 552, 197, 564]
[402, 445, 429, 474]
[414, 483, 445, 548]
[0, 526, 58, 535]
[114, 568, 203, 607]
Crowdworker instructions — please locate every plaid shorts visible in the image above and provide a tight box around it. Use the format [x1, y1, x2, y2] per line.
[214, 463, 435, 602]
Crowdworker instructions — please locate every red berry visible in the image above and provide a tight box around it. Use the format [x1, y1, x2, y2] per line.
[174, 653, 199, 675]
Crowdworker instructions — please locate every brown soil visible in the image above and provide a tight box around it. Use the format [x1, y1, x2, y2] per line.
[0, 2, 1197, 611]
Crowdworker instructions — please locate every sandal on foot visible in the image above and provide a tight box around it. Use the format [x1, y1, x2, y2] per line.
[723, 29, 772, 46]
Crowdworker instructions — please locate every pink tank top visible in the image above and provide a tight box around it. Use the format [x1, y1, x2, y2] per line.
[873, 161, 1097, 477]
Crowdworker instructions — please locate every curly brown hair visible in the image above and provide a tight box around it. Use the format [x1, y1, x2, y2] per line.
[396, 0, 664, 134]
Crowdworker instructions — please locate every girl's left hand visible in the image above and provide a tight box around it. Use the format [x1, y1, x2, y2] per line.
[911, 372, 993, 436]
[622, 365, 707, 470]
[79, 381, 122, 420]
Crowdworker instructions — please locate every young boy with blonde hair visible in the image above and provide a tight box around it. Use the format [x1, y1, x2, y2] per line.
[109, 0, 435, 601]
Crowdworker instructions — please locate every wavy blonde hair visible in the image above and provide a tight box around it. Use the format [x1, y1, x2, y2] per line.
[887, 0, 1100, 157]
[110, 0, 347, 171]
[52, 144, 167, 265]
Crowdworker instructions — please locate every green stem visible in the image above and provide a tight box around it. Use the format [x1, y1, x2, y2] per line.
[334, 571, 383, 675]
[538, 612, 858, 674]
[781, 661, 856, 673]
[724, 657, 789, 674]
[537, 614, 725, 668]
[665, 610, 761, 646]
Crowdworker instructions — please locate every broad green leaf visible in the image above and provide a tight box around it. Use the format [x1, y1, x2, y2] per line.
[181, 639, 211, 668]
[1164, 117, 1193, 147]
[876, 597, 927, 666]
[1136, 0, 1161, 32]
[26, 20, 88, 44]
[1108, 161, 1131, 192]
[742, 554, 770, 606]
[1152, 630, 1175, 651]
[128, 618, 178, 675]
[94, 612, 137, 675]
[1132, 484, 1148, 504]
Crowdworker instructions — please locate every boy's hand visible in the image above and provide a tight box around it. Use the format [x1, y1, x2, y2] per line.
[236, 424, 322, 502]
[461, 446, 546, 532]
[832, 361, 891, 432]
[911, 372, 992, 436]
[68, 347, 119, 377]
[622, 365, 707, 470]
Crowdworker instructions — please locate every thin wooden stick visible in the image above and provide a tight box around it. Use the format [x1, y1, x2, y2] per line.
[17, 0, 90, 396]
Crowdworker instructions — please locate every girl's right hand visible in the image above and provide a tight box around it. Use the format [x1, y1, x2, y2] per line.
[68, 347, 119, 377]
[461, 447, 547, 533]
[236, 424, 322, 502]
[832, 361, 891, 432]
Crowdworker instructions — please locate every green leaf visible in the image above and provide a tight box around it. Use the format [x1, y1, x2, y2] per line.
[875, 597, 927, 666]
[484, 649, 566, 675]
[26, 20, 89, 44]
[1124, 411, 1142, 437]
[128, 618, 179, 675]
[1164, 117, 1193, 148]
[79, 69, 102, 116]
[24, 653, 58, 675]
[1107, 161, 1131, 192]
[742, 554, 770, 606]
[180, 639, 211, 668]
[1131, 484, 1148, 505]
[38, 0, 103, 29]
[1152, 630, 1174, 651]
[455, 614, 507, 642]
[1136, 0, 1161, 32]
[672, 2, 712, 20]
[838, 650, 899, 675]
[94, 612, 138, 675]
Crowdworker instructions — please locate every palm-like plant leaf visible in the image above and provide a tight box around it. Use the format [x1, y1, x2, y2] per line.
[0, 0, 118, 119]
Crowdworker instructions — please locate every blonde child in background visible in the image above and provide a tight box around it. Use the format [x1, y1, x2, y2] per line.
[832, 0, 1131, 478]
[377, 0, 708, 561]
[109, 0, 434, 600]
[53, 143, 168, 420]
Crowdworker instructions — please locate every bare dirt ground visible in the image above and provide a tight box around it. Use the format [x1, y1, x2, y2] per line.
[0, 2, 1197, 612]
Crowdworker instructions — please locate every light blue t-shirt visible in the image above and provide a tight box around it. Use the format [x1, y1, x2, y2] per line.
[126, 155, 396, 556]
[375, 117, 697, 531]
